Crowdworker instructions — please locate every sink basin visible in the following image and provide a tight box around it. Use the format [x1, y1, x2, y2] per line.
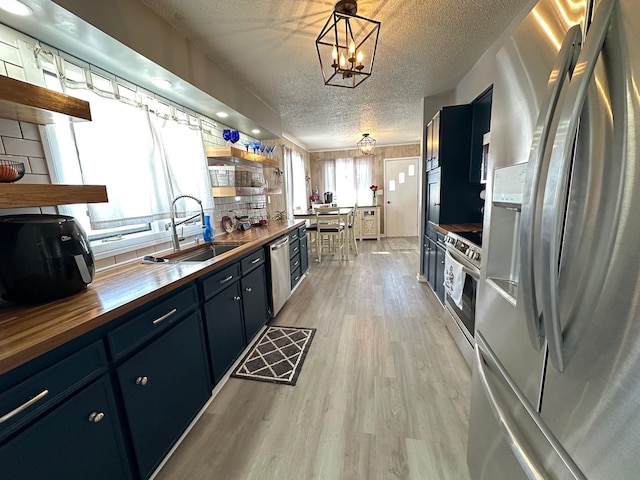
[170, 244, 242, 263]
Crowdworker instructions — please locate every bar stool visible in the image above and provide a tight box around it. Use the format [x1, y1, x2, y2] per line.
[315, 207, 345, 262]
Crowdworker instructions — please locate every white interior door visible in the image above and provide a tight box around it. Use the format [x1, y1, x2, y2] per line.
[384, 157, 419, 237]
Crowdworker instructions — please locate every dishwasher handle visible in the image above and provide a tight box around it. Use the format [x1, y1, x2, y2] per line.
[271, 237, 289, 250]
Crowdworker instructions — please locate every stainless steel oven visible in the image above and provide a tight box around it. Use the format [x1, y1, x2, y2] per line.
[443, 231, 481, 367]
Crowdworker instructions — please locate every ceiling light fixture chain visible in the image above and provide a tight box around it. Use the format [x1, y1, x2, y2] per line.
[315, 0, 380, 88]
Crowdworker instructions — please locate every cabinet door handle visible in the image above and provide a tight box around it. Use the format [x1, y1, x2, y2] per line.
[245, 287, 252, 292]
[0, 389, 49, 424]
[233, 296, 241, 301]
[220, 275, 234, 284]
[152, 308, 177, 325]
[251, 258, 261, 264]
[136, 376, 149, 386]
[88, 412, 105, 423]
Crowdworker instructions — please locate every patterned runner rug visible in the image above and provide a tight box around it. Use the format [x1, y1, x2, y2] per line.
[231, 325, 316, 386]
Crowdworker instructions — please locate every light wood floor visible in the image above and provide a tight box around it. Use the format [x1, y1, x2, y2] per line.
[156, 237, 472, 480]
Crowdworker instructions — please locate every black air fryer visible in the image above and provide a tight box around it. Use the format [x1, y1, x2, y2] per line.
[0, 214, 95, 304]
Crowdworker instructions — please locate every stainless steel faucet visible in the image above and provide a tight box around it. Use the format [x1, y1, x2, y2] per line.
[170, 194, 205, 251]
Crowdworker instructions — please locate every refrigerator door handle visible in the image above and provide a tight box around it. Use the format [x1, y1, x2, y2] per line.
[519, 24, 583, 352]
[475, 333, 587, 480]
[540, 0, 616, 372]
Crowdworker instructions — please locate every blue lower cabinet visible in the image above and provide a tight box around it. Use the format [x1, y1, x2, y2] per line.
[299, 234, 309, 275]
[203, 281, 246, 384]
[242, 265, 269, 342]
[0, 375, 133, 480]
[117, 311, 210, 479]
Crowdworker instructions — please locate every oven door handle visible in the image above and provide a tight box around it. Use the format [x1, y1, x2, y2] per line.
[445, 249, 480, 281]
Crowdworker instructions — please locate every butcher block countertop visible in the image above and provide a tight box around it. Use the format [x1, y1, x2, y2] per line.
[0, 220, 304, 375]
[436, 223, 483, 235]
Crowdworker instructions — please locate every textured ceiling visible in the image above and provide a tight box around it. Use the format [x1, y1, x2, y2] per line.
[144, 1, 534, 150]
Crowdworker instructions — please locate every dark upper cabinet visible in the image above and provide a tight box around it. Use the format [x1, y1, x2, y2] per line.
[425, 168, 441, 230]
[423, 104, 484, 231]
[469, 86, 493, 184]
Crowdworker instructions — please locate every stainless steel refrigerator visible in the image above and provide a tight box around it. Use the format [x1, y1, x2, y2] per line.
[467, 0, 640, 478]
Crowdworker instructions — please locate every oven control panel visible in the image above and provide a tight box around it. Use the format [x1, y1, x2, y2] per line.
[444, 233, 482, 267]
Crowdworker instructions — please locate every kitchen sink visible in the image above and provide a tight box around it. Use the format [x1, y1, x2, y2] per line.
[173, 244, 243, 262]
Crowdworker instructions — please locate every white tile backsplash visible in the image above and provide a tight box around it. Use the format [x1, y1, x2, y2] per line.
[0, 118, 22, 138]
[19, 122, 40, 141]
[27, 156, 48, 175]
[0, 41, 20, 66]
[5, 63, 25, 80]
[3, 137, 45, 157]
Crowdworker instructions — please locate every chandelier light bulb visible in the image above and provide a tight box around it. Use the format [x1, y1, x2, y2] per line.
[340, 54, 347, 68]
[356, 50, 364, 69]
[332, 46, 338, 60]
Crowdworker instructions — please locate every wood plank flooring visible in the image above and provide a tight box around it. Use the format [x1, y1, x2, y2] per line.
[155, 237, 471, 480]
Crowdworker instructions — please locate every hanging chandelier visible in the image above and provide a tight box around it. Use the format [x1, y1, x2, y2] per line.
[315, 0, 381, 88]
[357, 133, 376, 155]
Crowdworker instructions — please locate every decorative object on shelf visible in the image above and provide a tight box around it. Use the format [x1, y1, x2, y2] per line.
[358, 133, 376, 155]
[315, 0, 380, 88]
[230, 130, 240, 144]
[0, 160, 25, 183]
[370, 184, 378, 205]
[203, 215, 214, 242]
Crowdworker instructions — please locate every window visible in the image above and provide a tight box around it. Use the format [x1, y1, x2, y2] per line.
[35, 52, 213, 251]
[318, 156, 372, 206]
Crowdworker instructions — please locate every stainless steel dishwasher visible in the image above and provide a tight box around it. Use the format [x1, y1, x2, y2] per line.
[269, 235, 291, 316]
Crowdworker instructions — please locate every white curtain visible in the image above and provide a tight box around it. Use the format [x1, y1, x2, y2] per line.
[148, 114, 213, 217]
[51, 76, 212, 229]
[319, 156, 372, 206]
[66, 89, 170, 228]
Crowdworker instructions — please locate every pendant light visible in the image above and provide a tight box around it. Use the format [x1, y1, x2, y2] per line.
[357, 133, 376, 155]
[315, 0, 380, 88]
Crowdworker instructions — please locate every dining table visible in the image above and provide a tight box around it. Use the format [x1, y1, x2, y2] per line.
[293, 206, 356, 260]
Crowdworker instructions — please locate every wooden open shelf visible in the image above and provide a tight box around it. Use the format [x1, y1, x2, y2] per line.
[211, 186, 282, 197]
[0, 75, 91, 124]
[206, 146, 279, 168]
[0, 184, 108, 208]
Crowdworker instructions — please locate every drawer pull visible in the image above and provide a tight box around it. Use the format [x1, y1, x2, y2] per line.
[233, 296, 241, 301]
[294, 261, 300, 267]
[152, 308, 177, 325]
[88, 412, 105, 423]
[251, 258, 261, 264]
[220, 275, 234, 284]
[245, 287, 252, 292]
[135, 376, 149, 386]
[294, 275, 300, 282]
[0, 389, 49, 424]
